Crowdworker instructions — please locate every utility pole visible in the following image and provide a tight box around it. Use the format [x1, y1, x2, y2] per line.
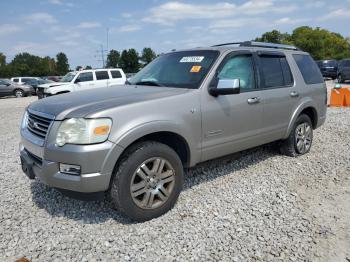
[106, 27, 109, 54]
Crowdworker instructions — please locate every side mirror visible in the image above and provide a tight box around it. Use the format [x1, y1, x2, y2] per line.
[74, 78, 81, 84]
[209, 79, 240, 96]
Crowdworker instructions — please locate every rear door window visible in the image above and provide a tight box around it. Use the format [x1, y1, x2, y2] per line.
[95, 71, 110, 80]
[111, 70, 122, 79]
[293, 54, 324, 84]
[259, 55, 293, 88]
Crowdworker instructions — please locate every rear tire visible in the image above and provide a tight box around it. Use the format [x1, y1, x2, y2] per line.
[280, 114, 313, 157]
[110, 141, 184, 222]
[14, 89, 24, 98]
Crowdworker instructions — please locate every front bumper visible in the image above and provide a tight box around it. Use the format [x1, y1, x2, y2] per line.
[20, 133, 124, 193]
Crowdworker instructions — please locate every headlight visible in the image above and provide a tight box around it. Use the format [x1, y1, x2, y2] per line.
[56, 118, 112, 146]
[21, 111, 28, 129]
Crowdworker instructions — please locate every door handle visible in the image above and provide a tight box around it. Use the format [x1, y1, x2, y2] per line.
[247, 97, 261, 104]
[290, 91, 299, 97]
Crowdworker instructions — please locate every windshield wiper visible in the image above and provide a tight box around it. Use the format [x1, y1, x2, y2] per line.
[133, 81, 164, 87]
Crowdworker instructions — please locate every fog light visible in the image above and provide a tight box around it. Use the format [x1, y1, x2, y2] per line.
[59, 163, 81, 176]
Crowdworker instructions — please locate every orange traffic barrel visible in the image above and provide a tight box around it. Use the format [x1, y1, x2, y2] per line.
[330, 88, 345, 107]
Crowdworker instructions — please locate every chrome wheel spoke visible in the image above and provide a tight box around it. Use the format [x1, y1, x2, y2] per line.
[131, 181, 147, 193]
[158, 170, 173, 180]
[157, 186, 169, 201]
[161, 175, 175, 184]
[137, 168, 148, 180]
[141, 191, 152, 207]
[132, 186, 147, 197]
[140, 163, 152, 176]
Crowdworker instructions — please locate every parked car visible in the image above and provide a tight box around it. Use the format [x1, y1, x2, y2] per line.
[337, 59, 350, 83]
[316, 60, 338, 79]
[10, 77, 40, 85]
[19, 41, 327, 221]
[26, 79, 54, 94]
[37, 68, 126, 99]
[0, 79, 35, 97]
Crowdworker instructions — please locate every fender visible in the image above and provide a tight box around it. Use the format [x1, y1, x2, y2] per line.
[109, 120, 199, 167]
[284, 97, 317, 138]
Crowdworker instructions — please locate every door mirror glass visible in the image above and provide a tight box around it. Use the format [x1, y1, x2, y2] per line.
[74, 78, 81, 83]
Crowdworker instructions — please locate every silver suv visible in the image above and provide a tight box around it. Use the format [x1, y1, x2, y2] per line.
[20, 42, 327, 221]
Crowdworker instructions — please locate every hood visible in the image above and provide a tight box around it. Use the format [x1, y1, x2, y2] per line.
[29, 85, 190, 120]
[38, 82, 70, 88]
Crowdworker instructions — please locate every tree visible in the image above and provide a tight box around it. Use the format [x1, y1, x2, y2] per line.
[106, 49, 120, 68]
[291, 26, 350, 60]
[140, 47, 156, 66]
[255, 30, 292, 44]
[56, 52, 69, 75]
[85, 65, 92, 69]
[0, 53, 6, 67]
[119, 49, 139, 73]
[76, 66, 83, 71]
[255, 27, 350, 60]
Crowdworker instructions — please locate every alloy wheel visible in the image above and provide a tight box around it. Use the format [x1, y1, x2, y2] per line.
[130, 157, 176, 209]
[15, 90, 24, 97]
[295, 122, 312, 154]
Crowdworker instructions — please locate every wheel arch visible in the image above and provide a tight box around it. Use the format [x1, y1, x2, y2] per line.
[285, 100, 318, 138]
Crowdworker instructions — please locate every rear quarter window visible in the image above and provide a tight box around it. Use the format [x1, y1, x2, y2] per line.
[293, 54, 324, 84]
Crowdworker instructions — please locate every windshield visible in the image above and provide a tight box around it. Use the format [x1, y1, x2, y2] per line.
[128, 50, 219, 89]
[60, 72, 77, 82]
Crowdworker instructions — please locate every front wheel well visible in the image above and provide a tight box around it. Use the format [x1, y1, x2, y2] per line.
[299, 107, 318, 129]
[121, 132, 190, 168]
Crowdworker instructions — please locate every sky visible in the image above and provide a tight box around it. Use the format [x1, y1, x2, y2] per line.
[1, 0, 350, 68]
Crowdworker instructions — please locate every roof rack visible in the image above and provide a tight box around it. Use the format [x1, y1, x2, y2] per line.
[212, 41, 299, 51]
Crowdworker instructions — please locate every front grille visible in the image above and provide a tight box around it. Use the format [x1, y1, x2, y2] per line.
[27, 111, 53, 139]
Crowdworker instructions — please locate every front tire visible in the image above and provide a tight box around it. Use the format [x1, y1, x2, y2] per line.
[280, 114, 313, 157]
[110, 141, 184, 222]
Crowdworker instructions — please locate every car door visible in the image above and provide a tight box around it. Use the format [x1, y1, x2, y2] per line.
[201, 51, 264, 162]
[256, 51, 299, 141]
[109, 70, 125, 85]
[74, 71, 95, 91]
[0, 80, 10, 96]
[95, 70, 110, 88]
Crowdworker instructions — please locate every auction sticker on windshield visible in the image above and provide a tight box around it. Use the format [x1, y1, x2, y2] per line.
[180, 56, 204, 63]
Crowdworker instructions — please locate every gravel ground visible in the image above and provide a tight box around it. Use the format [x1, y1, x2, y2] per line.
[0, 96, 349, 262]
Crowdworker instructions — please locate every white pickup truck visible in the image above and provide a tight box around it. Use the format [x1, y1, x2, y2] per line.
[37, 68, 126, 99]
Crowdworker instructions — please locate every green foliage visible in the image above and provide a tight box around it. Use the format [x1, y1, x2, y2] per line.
[255, 30, 292, 44]
[85, 65, 92, 69]
[56, 52, 69, 75]
[119, 49, 140, 73]
[140, 47, 157, 66]
[106, 49, 120, 68]
[76, 66, 83, 71]
[291, 26, 350, 60]
[255, 27, 350, 60]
